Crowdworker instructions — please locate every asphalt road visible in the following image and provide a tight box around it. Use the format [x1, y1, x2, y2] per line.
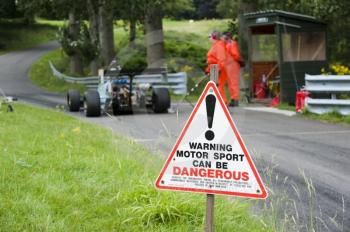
[0, 41, 65, 107]
[1, 43, 349, 231]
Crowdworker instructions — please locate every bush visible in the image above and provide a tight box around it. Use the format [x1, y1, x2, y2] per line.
[115, 32, 208, 80]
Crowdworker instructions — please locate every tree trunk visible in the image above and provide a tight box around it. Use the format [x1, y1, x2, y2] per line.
[98, 0, 115, 67]
[68, 10, 83, 76]
[238, 1, 257, 98]
[238, 1, 257, 60]
[129, 19, 136, 43]
[144, 4, 165, 69]
[23, 13, 35, 25]
[87, 0, 99, 75]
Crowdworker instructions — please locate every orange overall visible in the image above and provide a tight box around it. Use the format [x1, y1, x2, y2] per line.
[206, 40, 229, 103]
[225, 40, 242, 101]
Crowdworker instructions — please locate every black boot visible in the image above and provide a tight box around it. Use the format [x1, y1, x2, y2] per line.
[229, 100, 239, 107]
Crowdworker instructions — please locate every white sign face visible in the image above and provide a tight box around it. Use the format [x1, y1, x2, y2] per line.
[155, 81, 267, 199]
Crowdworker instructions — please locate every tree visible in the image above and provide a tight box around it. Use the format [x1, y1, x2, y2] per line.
[68, 9, 84, 75]
[144, 1, 165, 69]
[87, 0, 100, 74]
[16, 0, 36, 24]
[216, 0, 239, 19]
[115, 0, 145, 44]
[98, 0, 115, 67]
[163, 0, 194, 19]
[237, 0, 258, 60]
[0, 0, 18, 18]
[193, 0, 220, 19]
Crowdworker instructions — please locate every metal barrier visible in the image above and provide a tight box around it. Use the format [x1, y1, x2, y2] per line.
[49, 61, 187, 95]
[304, 74, 350, 115]
[133, 73, 187, 95]
[49, 61, 99, 89]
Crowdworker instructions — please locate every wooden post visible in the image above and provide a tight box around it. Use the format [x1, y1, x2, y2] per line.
[205, 194, 215, 232]
[205, 64, 218, 232]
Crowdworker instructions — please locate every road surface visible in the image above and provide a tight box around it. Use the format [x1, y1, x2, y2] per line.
[0, 43, 349, 231]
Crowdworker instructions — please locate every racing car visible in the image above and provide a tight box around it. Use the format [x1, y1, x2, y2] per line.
[66, 66, 171, 117]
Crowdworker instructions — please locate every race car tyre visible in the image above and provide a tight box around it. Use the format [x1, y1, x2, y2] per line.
[84, 90, 101, 117]
[152, 88, 170, 113]
[67, 89, 80, 112]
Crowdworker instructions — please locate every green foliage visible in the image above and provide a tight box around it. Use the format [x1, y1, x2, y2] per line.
[118, 46, 148, 73]
[226, 19, 239, 37]
[29, 48, 86, 93]
[0, 20, 57, 54]
[0, 0, 19, 18]
[57, 22, 99, 63]
[321, 63, 350, 75]
[115, 27, 209, 74]
[0, 103, 273, 231]
[163, 0, 195, 19]
[164, 32, 208, 70]
[216, 0, 239, 19]
[277, 103, 295, 111]
[192, 0, 221, 19]
[302, 110, 350, 124]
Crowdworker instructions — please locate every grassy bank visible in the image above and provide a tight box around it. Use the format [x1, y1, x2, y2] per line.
[0, 19, 57, 54]
[276, 102, 350, 125]
[164, 19, 228, 36]
[0, 103, 272, 231]
[302, 110, 350, 125]
[29, 48, 85, 93]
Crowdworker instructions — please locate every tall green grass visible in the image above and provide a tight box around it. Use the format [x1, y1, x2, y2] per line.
[29, 48, 85, 93]
[0, 103, 272, 231]
[163, 19, 228, 36]
[302, 110, 350, 125]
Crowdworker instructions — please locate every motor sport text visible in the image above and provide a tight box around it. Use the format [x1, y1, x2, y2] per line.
[174, 142, 249, 181]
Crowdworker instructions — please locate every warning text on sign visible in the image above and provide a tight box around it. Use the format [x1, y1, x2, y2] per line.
[173, 142, 249, 183]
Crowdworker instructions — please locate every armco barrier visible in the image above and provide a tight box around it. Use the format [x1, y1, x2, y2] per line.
[304, 74, 350, 115]
[49, 61, 99, 89]
[49, 61, 187, 95]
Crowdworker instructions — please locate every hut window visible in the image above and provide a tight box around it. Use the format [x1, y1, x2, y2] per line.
[252, 34, 278, 61]
[282, 31, 326, 62]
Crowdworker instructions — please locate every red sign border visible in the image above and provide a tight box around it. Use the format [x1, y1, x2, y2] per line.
[155, 81, 268, 199]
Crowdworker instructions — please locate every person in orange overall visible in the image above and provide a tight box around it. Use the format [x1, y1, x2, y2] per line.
[223, 32, 244, 107]
[206, 31, 229, 104]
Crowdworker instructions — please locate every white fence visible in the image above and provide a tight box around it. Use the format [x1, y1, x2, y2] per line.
[304, 74, 350, 115]
[49, 61, 187, 95]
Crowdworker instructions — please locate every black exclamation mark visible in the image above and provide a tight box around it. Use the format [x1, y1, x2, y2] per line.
[205, 94, 216, 141]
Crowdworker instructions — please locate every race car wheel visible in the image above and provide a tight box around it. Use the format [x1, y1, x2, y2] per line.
[84, 90, 101, 117]
[152, 88, 170, 113]
[67, 89, 80, 112]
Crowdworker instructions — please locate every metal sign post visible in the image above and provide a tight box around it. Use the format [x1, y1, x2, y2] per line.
[209, 64, 219, 85]
[205, 64, 219, 232]
[205, 193, 215, 232]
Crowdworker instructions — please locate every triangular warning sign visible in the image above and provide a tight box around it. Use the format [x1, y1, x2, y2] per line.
[155, 81, 267, 199]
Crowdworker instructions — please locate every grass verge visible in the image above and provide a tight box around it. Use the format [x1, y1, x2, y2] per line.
[302, 110, 350, 125]
[0, 103, 272, 231]
[0, 20, 57, 55]
[29, 48, 85, 93]
[277, 103, 295, 111]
